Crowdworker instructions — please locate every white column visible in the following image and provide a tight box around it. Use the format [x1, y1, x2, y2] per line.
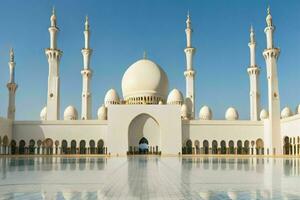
[81, 16, 93, 120]
[262, 7, 282, 155]
[45, 8, 62, 120]
[7, 48, 18, 120]
[184, 13, 196, 119]
[247, 26, 260, 121]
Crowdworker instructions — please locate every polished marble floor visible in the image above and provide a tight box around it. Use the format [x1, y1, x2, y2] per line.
[0, 156, 300, 199]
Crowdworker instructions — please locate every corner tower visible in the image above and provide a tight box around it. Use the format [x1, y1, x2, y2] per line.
[247, 25, 260, 121]
[184, 12, 196, 119]
[45, 7, 62, 120]
[262, 6, 282, 155]
[81, 16, 93, 120]
[7, 48, 18, 120]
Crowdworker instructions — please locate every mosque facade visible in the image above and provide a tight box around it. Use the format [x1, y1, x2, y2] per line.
[0, 7, 299, 156]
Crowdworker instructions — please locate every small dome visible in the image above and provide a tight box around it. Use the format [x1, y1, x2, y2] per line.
[167, 89, 183, 105]
[64, 105, 78, 120]
[295, 104, 300, 114]
[199, 106, 212, 120]
[225, 107, 239, 120]
[181, 104, 189, 119]
[97, 105, 107, 120]
[104, 89, 120, 106]
[40, 106, 47, 120]
[281, 107, 293, 119]
[260, 109, 269, 120]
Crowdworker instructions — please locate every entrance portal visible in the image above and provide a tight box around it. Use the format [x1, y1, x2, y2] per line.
[128, 113, 160, 155]
[139, 137, 149, 154]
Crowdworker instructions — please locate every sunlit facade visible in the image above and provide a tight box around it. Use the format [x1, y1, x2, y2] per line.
[0, 7, 299, 156]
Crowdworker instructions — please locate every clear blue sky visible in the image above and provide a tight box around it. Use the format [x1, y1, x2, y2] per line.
[0, 0, 299, 120]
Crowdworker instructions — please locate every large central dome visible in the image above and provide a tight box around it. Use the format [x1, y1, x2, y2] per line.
[122, 58, 169, 104]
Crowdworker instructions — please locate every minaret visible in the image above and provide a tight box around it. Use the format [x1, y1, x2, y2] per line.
[7, 48, 18, 120]
[247, 25, 260, 121]
[81, 16, 93, 120]
[262, 6, 282, 155]
[45, 7, 62, 120]
[184, 12, 196, 119]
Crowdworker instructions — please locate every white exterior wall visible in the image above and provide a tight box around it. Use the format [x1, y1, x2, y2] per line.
[107, 105, 182, 155]
[281, 114, 300, 137]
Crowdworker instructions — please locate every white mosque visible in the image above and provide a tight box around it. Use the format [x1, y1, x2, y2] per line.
[0, 7, 299, 156]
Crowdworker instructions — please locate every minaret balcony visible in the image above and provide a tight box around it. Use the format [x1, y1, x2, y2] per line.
[184, 47, 196, 54]
[184, 70, 196, 77]
[263, 48, 280, 60]
[45, 48, 63, 60]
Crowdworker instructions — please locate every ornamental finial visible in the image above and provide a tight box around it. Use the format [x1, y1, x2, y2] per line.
[50, 6, 57, 27]
[9, 48, 14, 62]
[143, 51, 147, 59]
[85, 15, 89, 31]
[250, 25, 255, 43]
[186, 11, 191, 28]
[52, 6, 55, 16]
[266, 5, 273, 27]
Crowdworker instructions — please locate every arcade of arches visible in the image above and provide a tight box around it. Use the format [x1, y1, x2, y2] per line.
[283, 136, 300, 155]
[1, 135, 300, 155]
[183, 138, 266, 155]
[0, 137, 107, 155]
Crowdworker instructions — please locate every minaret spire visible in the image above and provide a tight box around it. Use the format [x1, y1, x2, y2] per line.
[7, 48, 18, 120]
[45, 7, 62, 120]
[265, 5, 274, 49]
[184, 12, 196, 119]
[262, 6, 282, 155]
[81, 16, 93, 120]
[247, 25, 260, 121]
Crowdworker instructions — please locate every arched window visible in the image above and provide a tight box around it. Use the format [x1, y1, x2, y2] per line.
[194, 140, 200, 154]
[256, 138, 264, 155]
[44, 138, 53, 155]
[186, 139, 192, 154]
[89, 140, 96, 154]
[237, 140, 243, 154]
[29, 139, 35, 154]
[203, 140, 209, 154]
[220, 140, 226, 154]
[284, 136, 290, 155]
[97, 139, 104, 154]
[62, 140, 68, 154]
[244, 140, 250, 154]
[79, 140, 86, 154]
[212, 140, 218, 154]
[228, 140, 235, 154]
[19, 140, 26, 154]
[11, 140, 17, 155]
[71, 140, 77, 154]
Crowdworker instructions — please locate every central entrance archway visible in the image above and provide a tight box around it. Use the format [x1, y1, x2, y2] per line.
[128, 113, 160, 155]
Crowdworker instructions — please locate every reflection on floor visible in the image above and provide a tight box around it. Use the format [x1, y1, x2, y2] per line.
[0, 156, 300, 199]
